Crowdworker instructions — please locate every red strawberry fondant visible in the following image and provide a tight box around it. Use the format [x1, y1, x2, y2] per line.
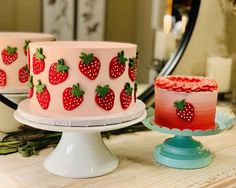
[1, 46, 18, 65]
[63, 83, 85, 111]
[18, 65, 30, 83]
[0, 69, 6, 86]
[32, 48, 45, 74]
[36, 80, 50, 110]
[174, 99, 194, 122]
[120, 82, 133, 109]
[95, 85, 115, 111]
[27, 75, 34, 98]
[24, 40, 30, 56]
[79, 52, 100, 80]
[49, 58, 69, 85]
[109, 50, 127, 78]
[128, 57, 137, 82]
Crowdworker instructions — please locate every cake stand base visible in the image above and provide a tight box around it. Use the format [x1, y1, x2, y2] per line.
[44, 132, 118, 178]
[155, 136, 211, 169]
[14, 100, 147, 178]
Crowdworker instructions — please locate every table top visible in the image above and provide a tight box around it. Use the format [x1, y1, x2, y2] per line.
[1, 118, 236, 188]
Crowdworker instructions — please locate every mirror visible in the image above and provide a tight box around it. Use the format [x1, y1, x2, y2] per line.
[0, 0, 201, 110]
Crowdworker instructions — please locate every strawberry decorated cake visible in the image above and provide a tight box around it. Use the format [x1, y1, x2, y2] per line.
[0, 32, 54, 93]
[17, 41, 142, 125]
[154, 76, 218, 130]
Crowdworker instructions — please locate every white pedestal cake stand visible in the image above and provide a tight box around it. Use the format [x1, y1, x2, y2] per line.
[14, 99, 146, 178]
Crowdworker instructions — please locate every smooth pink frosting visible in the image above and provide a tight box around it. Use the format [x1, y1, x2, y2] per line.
[155, 75, 218, 92]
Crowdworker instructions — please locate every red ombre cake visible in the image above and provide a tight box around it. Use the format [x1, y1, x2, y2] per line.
[154, 76, 218, 130]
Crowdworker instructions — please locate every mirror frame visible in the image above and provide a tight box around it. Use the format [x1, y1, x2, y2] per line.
[0, 0, 201, 110]
[138, 0, 201, 102]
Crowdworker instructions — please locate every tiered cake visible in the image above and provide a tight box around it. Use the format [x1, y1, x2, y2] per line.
[154, 75, 218, 130]
[0, 32, 54, 93]
[27, 41, 138, 118]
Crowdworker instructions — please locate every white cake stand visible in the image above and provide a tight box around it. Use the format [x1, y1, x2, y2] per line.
[14, 100, 146, 178]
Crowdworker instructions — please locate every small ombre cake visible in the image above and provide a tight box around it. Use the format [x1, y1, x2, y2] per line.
[0, 32, 54, 93]
[27, 41, 138, 117]
[154, 76, 218, 130]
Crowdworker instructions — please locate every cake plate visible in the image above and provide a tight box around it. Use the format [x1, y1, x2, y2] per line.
[14, 100, 146, 178]
[142, 110, 235, 169]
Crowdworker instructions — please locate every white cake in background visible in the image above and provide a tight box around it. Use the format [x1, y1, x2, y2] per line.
[0, 32, 54, 93]
[27, 41, 138, 117]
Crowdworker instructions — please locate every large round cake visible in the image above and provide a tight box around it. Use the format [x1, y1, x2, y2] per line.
[155, 75, 218, 130]
[27, 41, 138, 117]
[0, 32, 54, 93]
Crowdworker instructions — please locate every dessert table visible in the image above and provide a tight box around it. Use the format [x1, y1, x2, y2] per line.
[0, 103, 236, 188]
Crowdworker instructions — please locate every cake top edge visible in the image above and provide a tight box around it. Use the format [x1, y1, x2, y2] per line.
[29, 41, 137, 49]
[0, 32, 54, 39]
[155, 75, 218, 92]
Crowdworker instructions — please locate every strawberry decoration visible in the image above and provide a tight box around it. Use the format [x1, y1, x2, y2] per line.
[49, 58, 69, 85]
[95, 85, 115, 111]
[32, 48, 45, 74]
[174, 99, 194, 122]
[27, 75, 34, 98]
[18, 65, 30, 83]
[1, 46, 18, 65]
[23, 40, 30, 56]
[134, 82, 138, 103]
[128, 57, 138, 82]
[27, 47, 30, 70]
[120, 82, 133, 109]
[109, 50, 127, 78]
[36, 80, 50, 110]
[63, 83, 85, 111]
[79, 52, 101, 80]
[0, 69, 6, 86]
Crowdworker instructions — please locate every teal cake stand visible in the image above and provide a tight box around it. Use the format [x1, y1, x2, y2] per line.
[142, 111, 235, 169]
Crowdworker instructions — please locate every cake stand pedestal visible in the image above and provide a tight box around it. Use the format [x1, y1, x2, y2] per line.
[14, 100, 146, 178]
[142, 111, 235, 169]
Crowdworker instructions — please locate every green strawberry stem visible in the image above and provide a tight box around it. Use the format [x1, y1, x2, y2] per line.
[70, 83, 85, 97]
[36, 48, 45, 60]
[27, 75, 34, 88]
[136, 48, 139, 59]
[80, 52, 94, 65]
[129, 57, 136, 69]
[125, 83, 133, 96]
[24, 40, 31, 50]
[96, 85, 109, 98]
[56, 58, 69, 73]
[24, 64, 30, 74]
[6, 46, 17, 54]
[117, 50, 127, 65]
[174, 99, 186, 110]
[36, 80, 46, 94]
[134, 82, 138, 92]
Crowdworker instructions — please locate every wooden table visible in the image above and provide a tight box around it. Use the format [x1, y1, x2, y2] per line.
[0, 116, 236, 188]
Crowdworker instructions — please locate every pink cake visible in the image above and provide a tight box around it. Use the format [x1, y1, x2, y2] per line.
[154, 76, 218, 130]
[27, 41, 138, 117]
[0, 32, 54, 93]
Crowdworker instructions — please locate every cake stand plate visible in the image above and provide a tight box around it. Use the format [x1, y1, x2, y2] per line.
[14, 100, 147, 178]
[142, 111, 235, 169]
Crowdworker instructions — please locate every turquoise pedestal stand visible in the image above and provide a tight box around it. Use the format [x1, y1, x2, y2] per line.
[143, 111, 235, 169]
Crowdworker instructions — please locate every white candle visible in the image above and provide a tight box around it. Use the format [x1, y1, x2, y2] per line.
[163, 14, 172, 33]
[181, 15, 188, 34]
[206, 57, 232, 93]
[154, 31, 176, 60]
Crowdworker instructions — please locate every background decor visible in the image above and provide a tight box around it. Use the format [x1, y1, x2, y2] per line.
[43, 0, 106, 40]
[43, 0, 75, 40]
[77, 0, 106, 40]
